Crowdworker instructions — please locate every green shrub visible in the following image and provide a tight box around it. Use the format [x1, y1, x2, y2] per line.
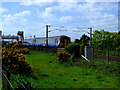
[116, 46, 120, 52]
[56, 51, 71, 62]
[2, 42, 33, 74]
[80, 45, 84, 55]
[64, 43, 81, 59]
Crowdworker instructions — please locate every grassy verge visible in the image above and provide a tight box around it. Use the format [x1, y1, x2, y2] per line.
[7, 51, 120, 88]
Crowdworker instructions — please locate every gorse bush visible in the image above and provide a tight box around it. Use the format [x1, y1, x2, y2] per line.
[64, 43, 81, 59]
[2, 42, 33, 74]
[4, 42, 29, 54]
[56, 51, 71, 62]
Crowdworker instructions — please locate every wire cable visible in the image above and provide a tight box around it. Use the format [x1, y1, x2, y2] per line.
[58, 15, 118, 25]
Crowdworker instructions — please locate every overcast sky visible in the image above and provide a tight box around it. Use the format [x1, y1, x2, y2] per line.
[0, 0, 119, 41]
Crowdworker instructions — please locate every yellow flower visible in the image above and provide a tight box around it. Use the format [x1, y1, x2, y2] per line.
[8, 60, 10, 63]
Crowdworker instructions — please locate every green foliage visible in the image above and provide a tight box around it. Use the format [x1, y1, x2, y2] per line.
[74, 39, 80, 44]
[116, 46, 120, 51]
[2, 42, 33, 74]
[64, 43, 81, 58]
[88, 59, 120, 76]
[56, 51, 71, 62]
[94, 49, 120, 57]
[74, 34, 90, 55]
[92, 30, 120, 51]
[79, 34, 90, 48]
[2, 41, 9, 47]
[74, 34, 90, 47]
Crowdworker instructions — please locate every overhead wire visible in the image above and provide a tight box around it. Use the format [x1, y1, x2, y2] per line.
[58, 15, 118, 25]
[25, 14, 118, 37]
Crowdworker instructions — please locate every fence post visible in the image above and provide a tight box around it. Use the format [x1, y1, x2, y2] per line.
[92, 48, 94, 59]
[107, 50, 109, 64]
[7, 70, 10, 90]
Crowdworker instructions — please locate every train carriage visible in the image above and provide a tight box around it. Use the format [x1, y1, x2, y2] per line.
[23, 35, 71, 48]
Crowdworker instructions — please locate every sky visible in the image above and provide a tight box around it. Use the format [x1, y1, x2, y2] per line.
[0, 0, 119, 41]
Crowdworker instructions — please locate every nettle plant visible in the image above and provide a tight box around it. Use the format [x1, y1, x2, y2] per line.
[2, 42, 33, 74]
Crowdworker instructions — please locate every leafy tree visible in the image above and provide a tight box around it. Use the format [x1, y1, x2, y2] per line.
[92, 29, 120, 51]
[74, 34, 90, 55]
[74, 39, 80, 44]
[79, 34, 90, 48]
[74, 34, 90, 47]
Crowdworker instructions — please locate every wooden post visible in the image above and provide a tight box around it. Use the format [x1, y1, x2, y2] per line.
[107, 50, 109, 64]
[92, 48, 94, 59]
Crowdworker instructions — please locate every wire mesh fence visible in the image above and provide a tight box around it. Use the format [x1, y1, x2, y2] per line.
[1, 65, 27, 90]
[94, 49, 120, 57]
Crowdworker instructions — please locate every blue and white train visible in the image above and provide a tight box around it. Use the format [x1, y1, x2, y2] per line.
[22, 35, 71, 48]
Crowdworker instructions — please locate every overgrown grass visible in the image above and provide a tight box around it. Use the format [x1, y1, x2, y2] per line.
[6, 51, 120, 88]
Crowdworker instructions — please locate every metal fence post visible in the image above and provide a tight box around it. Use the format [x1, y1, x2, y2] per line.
[7, 70, 10, 90]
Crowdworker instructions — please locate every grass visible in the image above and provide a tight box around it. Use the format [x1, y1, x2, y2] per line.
[5, 51, 120, 88]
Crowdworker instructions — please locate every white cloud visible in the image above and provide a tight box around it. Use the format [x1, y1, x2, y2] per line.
[3, 10, 30, 23]
[39, 7, 56, 21]
[37, 2, 117, 24]
[14, 10, 30, 17]
[54, 2, 78, 12]
[41, 2, 105, 13]
[85, 0, 120, 2]
[0, 8, 8, 13]
[37, 7, 74, 23]
[58, 16, 74, 23]
[2, 10, 30, 34]
[20, 0, 55, 6]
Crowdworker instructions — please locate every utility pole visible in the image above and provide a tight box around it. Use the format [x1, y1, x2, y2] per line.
[46, 25, 50, 50]
[88, 27, 92, 46]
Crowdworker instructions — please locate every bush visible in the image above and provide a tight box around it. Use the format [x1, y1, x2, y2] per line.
[80, 45, 84, 55]
[64, 43, 81, 59]
[116, 46, 120, 52]
[2, 42, 33, 74]
[56, 51, 71, 62]
[4, 42, 29, 54]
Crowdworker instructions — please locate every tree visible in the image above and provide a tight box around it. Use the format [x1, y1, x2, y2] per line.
[92, 29, 120, 51]
[79, 34, 90, 48]
[74, 39, 80, 44]
[74, 34, 90, 55]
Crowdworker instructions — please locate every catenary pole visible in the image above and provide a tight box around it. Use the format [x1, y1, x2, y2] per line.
[46, 25, 50, 50]
[88, 27, 92, 46]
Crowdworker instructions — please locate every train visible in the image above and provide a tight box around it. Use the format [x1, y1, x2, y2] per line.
[22, 35, 71, 48]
